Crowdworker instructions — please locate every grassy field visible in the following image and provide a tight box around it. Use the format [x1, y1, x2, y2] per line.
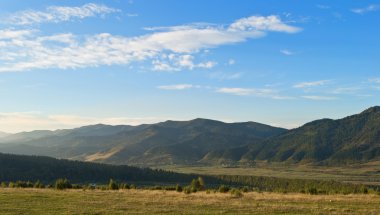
[0, 188, 379, 214]
[159, 161, 380, 186]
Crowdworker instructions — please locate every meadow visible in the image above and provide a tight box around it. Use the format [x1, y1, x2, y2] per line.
[160, 161, 380, 186]
[0, 188, 379, 215]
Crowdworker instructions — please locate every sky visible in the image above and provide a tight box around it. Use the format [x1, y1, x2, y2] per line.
[0, 0, 379, 133]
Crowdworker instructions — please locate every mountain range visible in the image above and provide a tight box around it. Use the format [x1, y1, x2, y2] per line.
[1, 106, 379, 166]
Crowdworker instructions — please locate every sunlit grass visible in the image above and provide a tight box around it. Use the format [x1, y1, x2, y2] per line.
[0, 188, 379, 214]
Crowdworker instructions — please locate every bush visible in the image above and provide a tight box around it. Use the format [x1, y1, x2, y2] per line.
[307, 187, 318, 195]
[218, 185, 230, 193]
[71, 184, 83, 189]
[230, 188, 243, 198]
[183, 186, 192, 194]
[189, 177, 205, 192]
[360, 186, 368, 194]
[1, 182, 7, 188]
[34, 180, 44, 188]
[108, 179, 119, 190]
[242, 186, 249, 193]
[8, 182, 15, 188]
[121, 183, 130, 189]
[165, 186, 176, 191]
[175, 184, 183, 192]
[55, 178, 72, 190]
[151, 186, 162, 190]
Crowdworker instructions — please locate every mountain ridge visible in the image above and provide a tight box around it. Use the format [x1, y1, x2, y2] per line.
[0, 118, 286, 166]
[1, 106, 380, 166]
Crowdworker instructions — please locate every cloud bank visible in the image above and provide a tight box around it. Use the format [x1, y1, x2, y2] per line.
[6, 3, 119, 25]
[0, 14, 301, 72]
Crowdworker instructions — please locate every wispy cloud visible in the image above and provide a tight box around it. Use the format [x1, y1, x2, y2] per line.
[126, 13, 138, 17]
[229, 15, 301, 33]
[293, 80, 331, 88]
[368, 78, 380, 84]
[6, 3, 119, 25]
[331, 87, 361, 95]
[280, 49, 295, 56]
[216, 87, 293, 99]
[0, 15, 301, 72]
[317, 5, 331, 10]
[301, 95, 336, 101]
[209, 72, 242, 80]
[351, 5, 380, 14]
[157, 84, 195, 90]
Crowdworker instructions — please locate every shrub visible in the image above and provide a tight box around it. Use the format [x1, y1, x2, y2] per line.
[183, 186, 192, 194]
[8, 182, 15, 188]
[121, 183, 130, 189]
[218, 185, 230, 193]
[360, 186, 368, 194]
[34, 180, 44, 188]
[1, 182, 7, 188]
[175, 184, 183, 192]
[108, 179, 119, 190]
[230, 188, 243, 198]
[165, 186, 176, 191]
[307, 187, 318, 195]
[55, 178, 72, 190]
[151, 186, 162, 190]
[189, 177, 205, 192]
[242, 186, 249, 193]
[71, 184, 83, 189]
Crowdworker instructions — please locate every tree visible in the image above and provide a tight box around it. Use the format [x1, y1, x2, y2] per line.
[108, 179, 119, 190]
[55, 178, 72, 190]
[175, 184, 182, 192]
[190, 177, 205, 192]
[34, 180, 44, 188]
[1, 182, 7, 188]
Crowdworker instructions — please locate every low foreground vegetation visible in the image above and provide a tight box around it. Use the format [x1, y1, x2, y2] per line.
[0, 188, 379, 214]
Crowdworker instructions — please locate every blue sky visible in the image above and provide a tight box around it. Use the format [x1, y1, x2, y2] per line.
[0, 0, 379, 132]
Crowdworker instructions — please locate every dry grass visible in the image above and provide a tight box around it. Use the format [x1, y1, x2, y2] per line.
[160, 163, 380, 185]
[0, 188, 379, 214]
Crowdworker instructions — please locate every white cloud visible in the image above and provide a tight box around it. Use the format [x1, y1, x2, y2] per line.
[6, 3, 119, 25]
[351, 5, 380, 14]
[301, 95, 336, 101]
[228, 59, 235, 65]
[217, 87, 255, 96]
[229, 15, 301, 33]
[0, 29, 34, 39]
[0, 15, 301, 72]
[368, 78, 380, 84]
[293, 80, 331, 88]
[152, 54, 216, 71]
[216, 87, 292, 99]
[157, 84, 194, 90]
[331, 87, 361, 95]
[280, 49, 295, 56]
[0, 112, 170, 133]
[126, 13, 138, 17]
[209, 72, 242, 80]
